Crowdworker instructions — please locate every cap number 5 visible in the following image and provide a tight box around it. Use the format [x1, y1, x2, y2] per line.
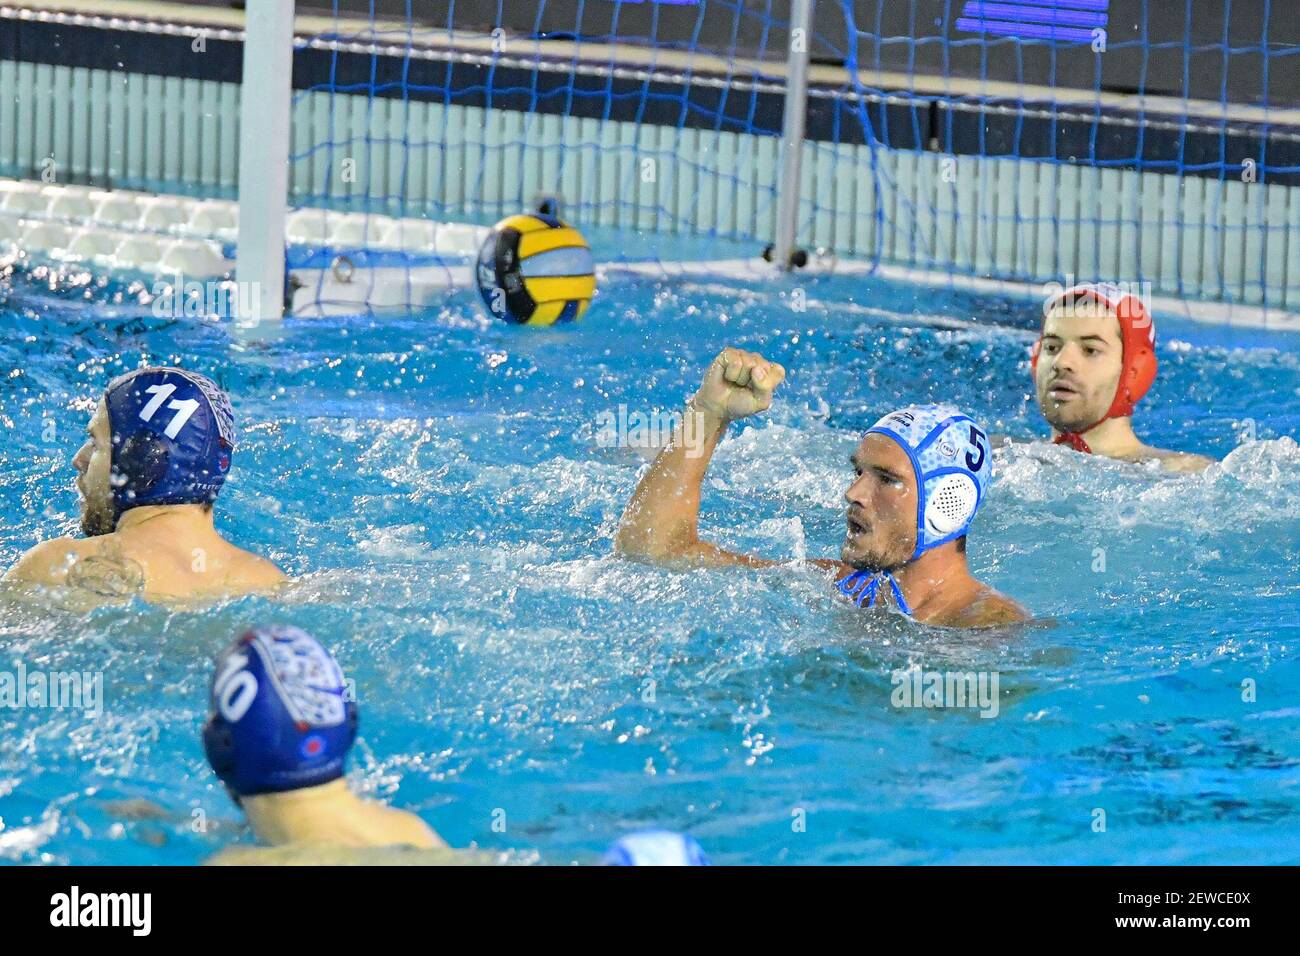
[965, 425, 988, 472]
[139, 383, 200, 439]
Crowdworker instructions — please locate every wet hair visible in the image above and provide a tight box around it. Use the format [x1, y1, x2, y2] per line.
[955, 535, 967, 554]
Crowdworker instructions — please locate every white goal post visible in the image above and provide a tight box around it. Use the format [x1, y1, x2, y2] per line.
[235, 0, 295, 323]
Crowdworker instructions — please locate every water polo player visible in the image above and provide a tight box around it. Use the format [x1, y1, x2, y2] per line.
[615, 348, 1025, 628]
[202, 625, 446, 864]
[3, 366, 285, 604]
[1032, 282, 1213, 472]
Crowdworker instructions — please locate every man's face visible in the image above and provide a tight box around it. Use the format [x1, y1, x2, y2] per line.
[841, 433, 918, 571]
[72, 401, 115, 536]
[1035, 301, 1124, 433]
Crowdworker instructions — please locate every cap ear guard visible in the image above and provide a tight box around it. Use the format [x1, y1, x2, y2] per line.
[112, 432, 170, 506]
[924, 473, 979, 537]
[1111, 310, 1156, 418]
[201, 714, 236, 784]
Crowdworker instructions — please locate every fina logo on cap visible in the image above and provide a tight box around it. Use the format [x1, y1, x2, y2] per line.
[888, 411, 916, 429]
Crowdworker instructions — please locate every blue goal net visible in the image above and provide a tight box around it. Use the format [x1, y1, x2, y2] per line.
[1, 2, 1295, 319]
[818, 1, 1299, 308]
[278, 0, 1300, 314]
[285, 0, 795, 302]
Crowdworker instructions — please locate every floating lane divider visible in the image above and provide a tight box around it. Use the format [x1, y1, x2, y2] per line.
[0, 177, 490, 316]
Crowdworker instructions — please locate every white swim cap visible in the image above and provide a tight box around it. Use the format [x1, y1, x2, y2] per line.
[602, 830, 710, 866]
[865, 404, 992, 560]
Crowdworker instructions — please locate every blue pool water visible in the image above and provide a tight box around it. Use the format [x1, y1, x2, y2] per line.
[1, 264, 1298, 865]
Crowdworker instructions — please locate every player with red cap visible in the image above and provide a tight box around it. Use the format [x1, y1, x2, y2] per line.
[1030, 282, 1213, 472]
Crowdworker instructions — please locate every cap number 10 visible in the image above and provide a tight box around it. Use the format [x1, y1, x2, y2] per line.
[213, 651, 258, 723]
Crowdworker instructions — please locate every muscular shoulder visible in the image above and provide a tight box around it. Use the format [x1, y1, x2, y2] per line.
[1154, 449, 1215, 474]
[362, 800, 443, 850]
[205, 842, 463, 866]
[946, 589, 1030, 629]
[5, 537, 103, 585]
[225, 549, 289, 590]
[5, 536, 146, 602]
[1121, 442, 1215, 473]
[166, 537, 287, 593]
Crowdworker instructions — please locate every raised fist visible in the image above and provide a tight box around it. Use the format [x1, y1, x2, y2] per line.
[692, 348, 786, 422]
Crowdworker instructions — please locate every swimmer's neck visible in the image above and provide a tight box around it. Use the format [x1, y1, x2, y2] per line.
[113, 503, 216, 535]
[1051, 415, 1144, 457]
[888, 544, 982, 621]
[240, 778, 360, 846]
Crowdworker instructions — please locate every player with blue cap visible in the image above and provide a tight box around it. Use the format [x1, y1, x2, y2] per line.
[3, 366, 285, 605]
[200, 626, 694, 865]
[104, 365, 237, 517]
[615, 348, 1025, 627]
[203, 625, 445, 858]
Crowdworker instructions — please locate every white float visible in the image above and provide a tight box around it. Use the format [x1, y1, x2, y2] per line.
[94, 192, 150, 226]
[20, 222, 74, 256]
[113, 236, 168, 272]
[2, 188, 50, 215]
[188, 202, 238, 239]
[45, 187, 96, 219]
[66, 229, 120, 266]
[158, 239, 230, 278]
[139, 197, 191, 232]
[1, 176, 492, 315]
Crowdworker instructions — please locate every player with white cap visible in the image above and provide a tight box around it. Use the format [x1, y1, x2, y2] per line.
[615, 349, 1026, 628]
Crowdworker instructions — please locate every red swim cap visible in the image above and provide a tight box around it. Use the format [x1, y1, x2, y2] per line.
[1030, 283, 1158, 452]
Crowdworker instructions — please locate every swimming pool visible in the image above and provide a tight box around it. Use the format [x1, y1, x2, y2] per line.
[1, 265, 1298, 865]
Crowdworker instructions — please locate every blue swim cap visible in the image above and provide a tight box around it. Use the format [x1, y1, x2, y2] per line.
[603, 830, 711, 866]
[104, 366, 235, 516]
[865, 404, 992, 560]
[202, 625, 358, 798]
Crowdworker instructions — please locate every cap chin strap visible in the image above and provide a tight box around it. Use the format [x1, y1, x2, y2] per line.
[1048, 387, 1122, 455]
[1053, 408, 1131, 454]
[1054, 430, 1095, 454]
[837, 568, 914, 618]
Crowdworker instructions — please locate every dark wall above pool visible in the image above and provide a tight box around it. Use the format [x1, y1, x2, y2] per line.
[5, 2, 1298, 185]
[265, 0, 1300, 108]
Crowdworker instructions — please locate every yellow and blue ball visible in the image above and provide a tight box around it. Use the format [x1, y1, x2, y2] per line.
[475, 213, 596, 325]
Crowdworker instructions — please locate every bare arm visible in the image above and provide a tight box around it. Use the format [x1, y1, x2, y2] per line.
[614, 348, 786, 568]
